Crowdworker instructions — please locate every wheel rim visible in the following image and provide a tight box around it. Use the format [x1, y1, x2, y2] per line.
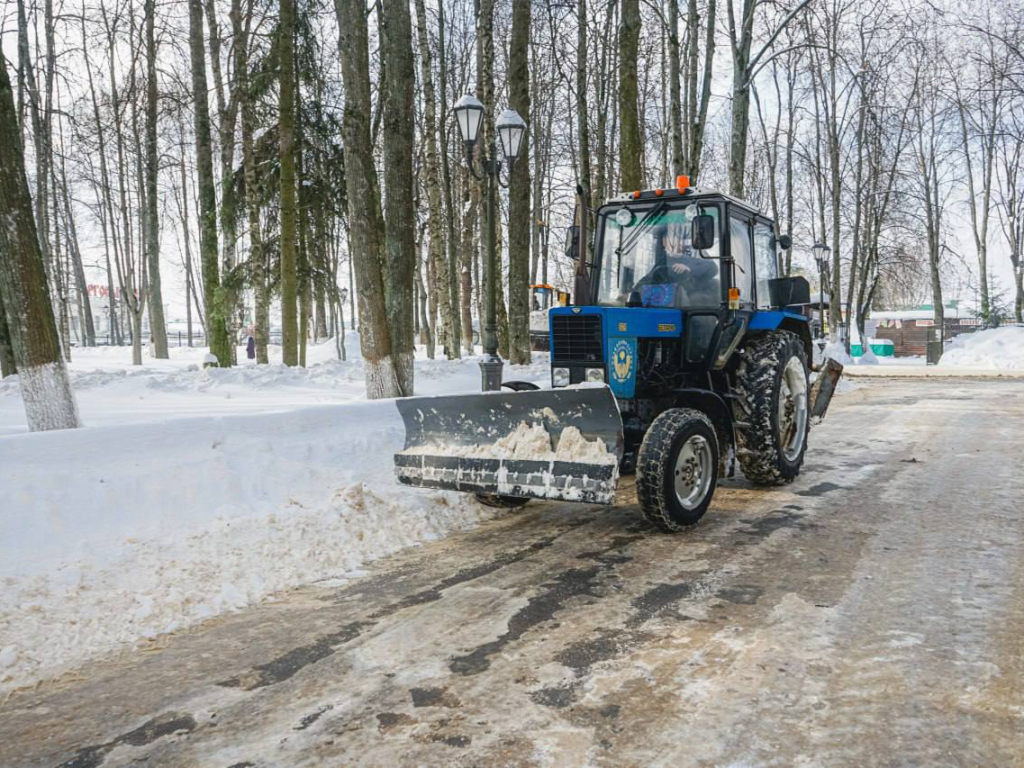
[673, 434, 714, 510]
[778, 356, 808, 462]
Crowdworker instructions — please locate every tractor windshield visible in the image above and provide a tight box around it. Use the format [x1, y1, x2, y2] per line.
[595, 203, 721, 308]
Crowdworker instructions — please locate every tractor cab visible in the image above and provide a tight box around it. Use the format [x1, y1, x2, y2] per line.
[554, 177, 812, 392]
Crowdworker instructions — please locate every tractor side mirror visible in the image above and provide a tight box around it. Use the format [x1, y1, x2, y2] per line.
[777, 234, 793, 250]
[564, 225, 580, 260]
[691, 214, 715, 250]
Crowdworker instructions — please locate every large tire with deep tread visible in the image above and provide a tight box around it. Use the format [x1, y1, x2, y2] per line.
[733, 331, 809, 486]
[636, 408, 719, 532]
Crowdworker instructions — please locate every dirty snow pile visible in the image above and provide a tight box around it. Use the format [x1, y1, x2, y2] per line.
[0, 340, 549, 694]
[938, 326, 1024, 370]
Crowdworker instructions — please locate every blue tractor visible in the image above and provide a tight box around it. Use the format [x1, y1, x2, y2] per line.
[394, 179, 843, 531]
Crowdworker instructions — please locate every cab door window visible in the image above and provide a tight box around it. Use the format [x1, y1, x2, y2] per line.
[754, 223, 778, 309]
[729, 215, 754, 306]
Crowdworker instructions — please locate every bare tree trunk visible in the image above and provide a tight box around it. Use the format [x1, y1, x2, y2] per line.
[279, 0, 299, 365]
[382, 0, 417, 394]
[335, 0, 401, 397]
[0, 56, 79, 430]
[507, 0, 532, 365]
[460, 181, 476, 353]
[418, 245, 434, 357]
[576, 0, 593, 212]
[414, 0, 456, 359]
[619, 0, 642, 191]
[58, 135, 95, 346]
[0, 291, 17, 376]
[436, 0, 462, 356]
[189, 0, 231, 366]
[235, 0, 268, 363]
[687, 0, 714, 181]
[144, 0, 168, 357]
[668, 0, 683, 175]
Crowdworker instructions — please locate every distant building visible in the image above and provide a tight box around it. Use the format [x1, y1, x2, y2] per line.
[869, 304, 982, 357]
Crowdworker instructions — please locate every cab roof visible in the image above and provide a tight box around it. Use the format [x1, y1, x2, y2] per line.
[604, 186, 761, 217]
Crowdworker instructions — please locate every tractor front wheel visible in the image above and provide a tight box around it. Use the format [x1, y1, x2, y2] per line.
[636, 408, 719, 532]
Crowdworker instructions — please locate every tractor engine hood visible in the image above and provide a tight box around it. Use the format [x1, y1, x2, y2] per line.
[549, 306, 683, 398]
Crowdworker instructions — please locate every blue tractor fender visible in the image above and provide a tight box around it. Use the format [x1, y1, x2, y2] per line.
[746, 310, 813, 361]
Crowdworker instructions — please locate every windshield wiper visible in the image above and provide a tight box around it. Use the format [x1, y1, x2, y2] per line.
[614, 201, 667, 260]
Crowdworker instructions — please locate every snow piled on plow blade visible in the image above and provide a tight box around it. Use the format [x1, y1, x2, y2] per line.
[394, 386, 624, 505]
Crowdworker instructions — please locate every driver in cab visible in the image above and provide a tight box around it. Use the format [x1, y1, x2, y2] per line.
[632, 221, 718, 306]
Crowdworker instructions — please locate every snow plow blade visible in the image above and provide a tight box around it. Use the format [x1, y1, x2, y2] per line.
[394, 386, 624, 505]
[810, 357, 844, 421]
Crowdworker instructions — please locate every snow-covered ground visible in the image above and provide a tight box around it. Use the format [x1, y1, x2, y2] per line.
[0, 336, 548, 436]
[820, 327, 1024, 377]
[938, 326, 1024, 370]
[0, 338, 549, 694]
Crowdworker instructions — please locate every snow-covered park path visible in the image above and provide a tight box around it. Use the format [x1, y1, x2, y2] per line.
[2, 376, 1022, 766]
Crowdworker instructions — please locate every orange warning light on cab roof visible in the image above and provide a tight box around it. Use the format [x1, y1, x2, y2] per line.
[676, 175, 691, 192]
[655, 188, 664, 197]
[633, 190, 641, 199]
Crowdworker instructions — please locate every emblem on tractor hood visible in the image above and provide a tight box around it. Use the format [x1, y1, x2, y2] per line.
[571, 306, 582, 314]
[611, 339, 635, 384]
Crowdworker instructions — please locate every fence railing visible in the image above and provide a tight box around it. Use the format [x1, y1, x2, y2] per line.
[80, 330, 285, 348]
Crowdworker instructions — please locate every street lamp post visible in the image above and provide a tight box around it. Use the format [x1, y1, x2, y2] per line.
[812, 243, 831, 341]
[452, 95, 527, 391]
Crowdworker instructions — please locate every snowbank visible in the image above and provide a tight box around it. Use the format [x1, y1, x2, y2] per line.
[0, 402, 504, 693]
[0, 345, 551, 694]
[938, 327, 1024, 370]
[0, 340, 551, 436]
[852, 347, 879, 365]
[814, 341, 853, 366]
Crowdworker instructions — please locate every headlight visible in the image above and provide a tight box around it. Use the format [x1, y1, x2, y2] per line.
[585, 367, 605, 382]
[552, 367, 570, 387]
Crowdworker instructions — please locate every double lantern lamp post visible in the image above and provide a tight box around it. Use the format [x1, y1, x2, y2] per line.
[452, 94, 527, 391]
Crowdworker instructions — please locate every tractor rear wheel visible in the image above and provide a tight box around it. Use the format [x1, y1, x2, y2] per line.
[636, 408, 719, 532]
[734, 331, 809, 485]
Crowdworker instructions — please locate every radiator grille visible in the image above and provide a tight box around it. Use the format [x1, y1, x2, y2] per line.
[551, 314, 603, 362]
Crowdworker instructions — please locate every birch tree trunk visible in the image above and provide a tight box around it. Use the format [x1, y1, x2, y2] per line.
[0, 56, 79, 430]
